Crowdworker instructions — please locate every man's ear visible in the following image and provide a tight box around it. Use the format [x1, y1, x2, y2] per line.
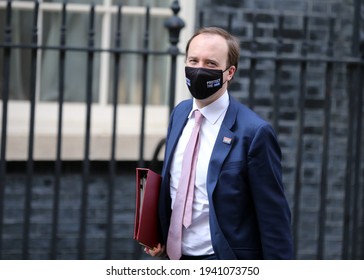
[227, 66, 236, 81]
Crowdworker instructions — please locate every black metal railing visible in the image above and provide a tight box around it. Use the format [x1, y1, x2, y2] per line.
[0, 0, 184, 260]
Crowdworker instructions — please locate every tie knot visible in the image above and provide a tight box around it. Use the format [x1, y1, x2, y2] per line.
[194, 110, 203, 125]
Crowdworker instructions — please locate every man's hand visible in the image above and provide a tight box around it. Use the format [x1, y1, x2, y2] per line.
[144, 243, 166, 258]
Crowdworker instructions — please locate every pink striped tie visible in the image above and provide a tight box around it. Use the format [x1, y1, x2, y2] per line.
[167, 110, 203, 260]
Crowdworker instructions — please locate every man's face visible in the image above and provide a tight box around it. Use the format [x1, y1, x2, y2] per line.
[186, 33, 229, 71]
[186, 33, 235, 106]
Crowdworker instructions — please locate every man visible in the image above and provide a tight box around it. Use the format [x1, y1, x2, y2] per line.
[145, 27, 293, 260]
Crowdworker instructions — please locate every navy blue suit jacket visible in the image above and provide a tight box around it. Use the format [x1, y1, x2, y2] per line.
[158, 95, 294, 259]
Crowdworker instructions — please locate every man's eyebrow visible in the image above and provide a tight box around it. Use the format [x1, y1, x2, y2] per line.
[187, 56, 198, 60]
[186, 56, 220, 65]
[205, 58, 219, 64]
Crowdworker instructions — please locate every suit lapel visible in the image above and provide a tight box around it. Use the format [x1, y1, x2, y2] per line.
[207, 98, 238, 197]
[165, 97, 238, 197]
[164, 102, 192, 173]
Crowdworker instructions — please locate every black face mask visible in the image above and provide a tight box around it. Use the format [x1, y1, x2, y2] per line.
[185, 66, 229, 100]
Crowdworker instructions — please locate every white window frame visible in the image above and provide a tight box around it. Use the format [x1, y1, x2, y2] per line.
[0, 0, 195, 161]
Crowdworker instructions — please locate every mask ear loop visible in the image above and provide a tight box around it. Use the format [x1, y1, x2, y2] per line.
[223, 66, 231, 73]
[222, 66, 232, 86]
[222, 65, 234, 87]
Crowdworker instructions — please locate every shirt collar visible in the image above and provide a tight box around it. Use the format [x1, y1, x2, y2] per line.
[189, 91, 230, 125]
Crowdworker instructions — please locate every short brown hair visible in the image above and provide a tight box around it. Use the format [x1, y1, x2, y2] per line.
[185, 27, 240, 70]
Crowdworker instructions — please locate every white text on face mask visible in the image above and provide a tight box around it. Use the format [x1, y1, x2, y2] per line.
[206, 78, 221, 88]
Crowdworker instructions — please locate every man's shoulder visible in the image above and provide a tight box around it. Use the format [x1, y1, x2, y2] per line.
[229, 96, 273, 130]
[175, 98, 193, 109]
[172, 99, 193, 114]
[229, 96, 264, 121]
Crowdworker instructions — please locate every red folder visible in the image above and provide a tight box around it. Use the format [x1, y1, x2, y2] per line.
[133, 168, 162, 249]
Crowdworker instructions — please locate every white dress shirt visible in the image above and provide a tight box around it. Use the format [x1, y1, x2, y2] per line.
[169, 91, 229, 256]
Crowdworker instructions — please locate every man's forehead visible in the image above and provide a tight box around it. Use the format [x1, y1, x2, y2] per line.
[188, 33, 228, 56]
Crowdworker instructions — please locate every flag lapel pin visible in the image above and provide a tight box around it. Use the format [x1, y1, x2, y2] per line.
[222, 136, 232, 145]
